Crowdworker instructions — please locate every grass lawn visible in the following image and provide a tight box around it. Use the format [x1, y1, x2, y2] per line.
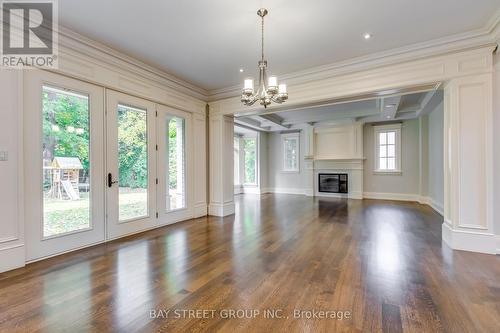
[43, 188, 147, 237]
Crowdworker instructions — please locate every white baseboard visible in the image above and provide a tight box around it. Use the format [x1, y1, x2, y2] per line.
[442, 223, 497, 254]
[0, 244, 25, 273]
[497, 235, 500, 255]
[268, 187, 307, 195]
[418, 196, 444, 216]
[363, 192, 419, 201]
[208, 202, 235, 217]
[193, 203, 208, 218]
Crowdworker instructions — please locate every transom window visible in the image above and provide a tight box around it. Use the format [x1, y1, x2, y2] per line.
[374, 124, 401, 173]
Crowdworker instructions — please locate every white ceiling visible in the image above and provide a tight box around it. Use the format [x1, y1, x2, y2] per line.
[59, 0, 499, 91]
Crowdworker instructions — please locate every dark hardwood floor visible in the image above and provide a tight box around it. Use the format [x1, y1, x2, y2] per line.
[1, 194, 500, 332]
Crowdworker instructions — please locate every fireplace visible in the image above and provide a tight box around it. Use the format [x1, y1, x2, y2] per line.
[318, 173, 348, 193]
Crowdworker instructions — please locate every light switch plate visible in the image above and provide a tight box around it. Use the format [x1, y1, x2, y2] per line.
[0, 151, 8, 161]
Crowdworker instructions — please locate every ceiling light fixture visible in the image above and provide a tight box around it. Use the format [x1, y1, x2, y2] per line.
[239, 68, 244, 73]
[241, 8, 288, 108]
[364, 33, 372, 40]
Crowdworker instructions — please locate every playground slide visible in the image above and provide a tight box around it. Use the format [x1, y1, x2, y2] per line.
[61, 180, 80, 200]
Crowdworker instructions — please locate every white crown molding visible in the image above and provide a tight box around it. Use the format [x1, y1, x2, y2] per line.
[209, 11, 500, 101]
[56, 25, 210, 101]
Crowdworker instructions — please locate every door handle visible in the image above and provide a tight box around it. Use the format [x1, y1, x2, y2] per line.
[108, 173, 118, 188]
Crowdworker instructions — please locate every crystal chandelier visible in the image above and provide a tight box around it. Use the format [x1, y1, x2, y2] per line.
[241, 8, 288, 108]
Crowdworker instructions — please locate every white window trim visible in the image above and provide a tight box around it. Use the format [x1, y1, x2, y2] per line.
[281, 133, 300, 173]
[373, 123, 402, 174]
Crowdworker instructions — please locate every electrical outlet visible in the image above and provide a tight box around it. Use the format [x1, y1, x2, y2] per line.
[0, 151, 8, 161]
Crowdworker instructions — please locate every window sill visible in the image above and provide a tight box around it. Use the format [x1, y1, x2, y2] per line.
[373, 170, 402, 175]
[282, 170, 300, 174]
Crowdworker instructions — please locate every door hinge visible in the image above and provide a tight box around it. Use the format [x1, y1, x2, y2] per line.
[156, 178, 158, 185]
[155, 144, 158, 151]
[156, 212, 159, 218]
[156, 110, 158, 117]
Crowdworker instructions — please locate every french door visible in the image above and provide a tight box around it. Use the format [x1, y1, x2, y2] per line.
[156, 105, 192, 224]
[24, 70, 105, 261]
[105, 90, 157, 239]
[24, 71, 193, 260]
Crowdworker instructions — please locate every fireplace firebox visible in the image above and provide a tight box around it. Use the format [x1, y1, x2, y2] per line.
[318, 173, 348, 193]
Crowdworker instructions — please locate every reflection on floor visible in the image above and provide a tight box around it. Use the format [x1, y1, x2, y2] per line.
[1, 194, 500, 332]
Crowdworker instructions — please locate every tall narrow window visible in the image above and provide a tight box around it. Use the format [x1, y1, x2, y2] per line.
[282, 133, 300, 172]
[234, 136, 240, 185]
[166, 116, 185, 211]
[243, 137, 257, 185]
[374, 124, 401, 173]
[42, 86, 91, 237]
[117, 104, 148, 221]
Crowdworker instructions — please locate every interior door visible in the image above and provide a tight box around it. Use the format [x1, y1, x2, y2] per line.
[106, 90, 157, 239]
[156, 104, 193, 224]
[24, 70, 105, 261]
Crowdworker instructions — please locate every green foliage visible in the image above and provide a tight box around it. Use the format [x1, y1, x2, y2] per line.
[244, 138, 256, 184]
[168, 118, 178, 189]
[42, 89, 90, 170]
[118, 107, 148, 188]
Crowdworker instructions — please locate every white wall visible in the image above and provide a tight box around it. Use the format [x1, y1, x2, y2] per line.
[267, 131, 305, 194]
[427, 100, 444, 212]
[363, 119, 420, 196]
[0, 71, 24, 272]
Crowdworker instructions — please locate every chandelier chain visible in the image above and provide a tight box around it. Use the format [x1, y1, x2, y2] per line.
[261, 15, 264, 61]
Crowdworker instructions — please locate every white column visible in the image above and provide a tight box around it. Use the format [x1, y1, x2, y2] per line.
[303, 124, 315, 196]
[442, 73, 495, 254]
[193, 112, 207, 218]
[208, 114, 235, 216]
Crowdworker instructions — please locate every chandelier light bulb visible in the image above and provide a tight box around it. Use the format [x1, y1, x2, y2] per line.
[268, 76, 277, 88]
[278, 83, 287, 94]
[243, 78, 254, 95]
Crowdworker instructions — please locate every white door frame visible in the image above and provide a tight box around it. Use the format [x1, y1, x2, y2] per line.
[105, 90, 157, 239]
[156, 104, 194, 224]
[24, 70, 105, 261]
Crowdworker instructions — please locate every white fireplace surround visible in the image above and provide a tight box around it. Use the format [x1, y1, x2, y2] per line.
[301, 123, 364, 199]
[313, 159, 364, 199]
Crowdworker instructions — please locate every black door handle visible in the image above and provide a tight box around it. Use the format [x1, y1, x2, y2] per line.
[108, 173, 118, 188]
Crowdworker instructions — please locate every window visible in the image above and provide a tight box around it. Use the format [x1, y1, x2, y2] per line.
[234, 136, 240, 185]
[243, 137, 257, 185]
[282, 133, 300, 172]
[166, 116, 185, 211]
[374, 124, 401, 173]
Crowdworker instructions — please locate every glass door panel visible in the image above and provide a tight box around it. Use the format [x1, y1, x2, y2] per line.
[42, 86, 91, 237]
[166, 116, 185, 211]
[117, 104, 148, 221]
[25, 70, 105, 261]
[106, 91, 156, 239]
[157, 105, 192, 225]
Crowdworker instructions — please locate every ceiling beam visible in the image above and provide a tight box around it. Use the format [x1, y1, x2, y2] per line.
[416, 89, 442, 117]
[380, 96, 401, 120]
[255, 114, 291, 130]
[234, 117, 270, 132]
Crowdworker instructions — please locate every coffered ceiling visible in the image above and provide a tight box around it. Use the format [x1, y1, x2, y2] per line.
[235, 90, 443, 132]
[59, 0, 499, 92]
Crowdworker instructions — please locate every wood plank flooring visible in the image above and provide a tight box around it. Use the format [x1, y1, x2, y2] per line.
[1, 194, 500, 332]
